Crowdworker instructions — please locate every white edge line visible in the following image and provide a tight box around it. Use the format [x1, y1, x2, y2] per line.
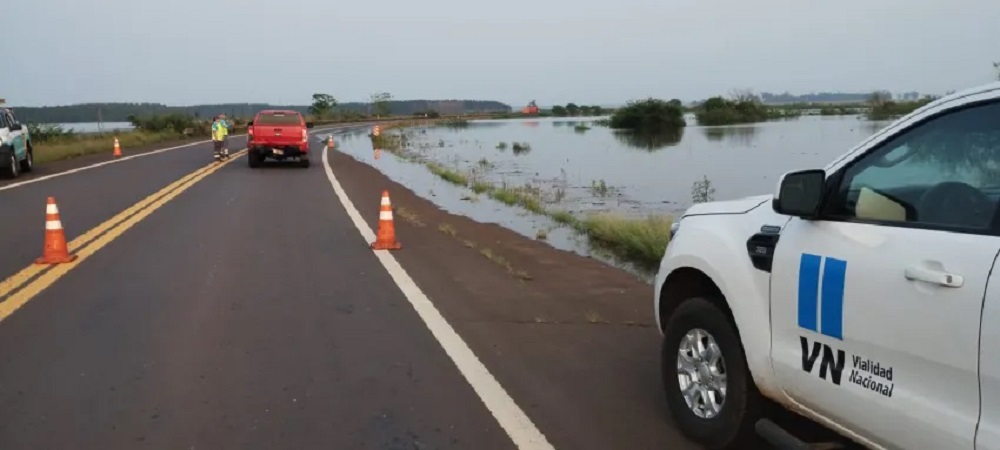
[1, 125, 356, 193]
[321, 147, 556, 450]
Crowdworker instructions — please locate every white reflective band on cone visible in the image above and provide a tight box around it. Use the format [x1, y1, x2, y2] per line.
[381, 197, 391, 206]
[45, 220, 62, 230]
[46, 204, 59, 214]
[379, 211, 393, 221]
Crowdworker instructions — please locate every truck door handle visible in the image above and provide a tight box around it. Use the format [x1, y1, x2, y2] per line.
[904, 265, 964, 288]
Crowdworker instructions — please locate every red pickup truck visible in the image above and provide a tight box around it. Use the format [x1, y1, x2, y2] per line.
[246, 110, 314, 168]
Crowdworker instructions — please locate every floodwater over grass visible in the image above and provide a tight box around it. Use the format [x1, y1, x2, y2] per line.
[328, 115, 893, 279]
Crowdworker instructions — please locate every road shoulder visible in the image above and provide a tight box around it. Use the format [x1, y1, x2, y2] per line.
[327, 148, 700, 450]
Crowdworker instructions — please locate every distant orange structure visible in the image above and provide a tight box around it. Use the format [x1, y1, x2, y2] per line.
[521, 100, 539, 115]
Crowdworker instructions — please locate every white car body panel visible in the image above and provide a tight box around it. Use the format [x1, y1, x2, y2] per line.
[654, 81, 1000, 449]
[977, 271, 1000, 450]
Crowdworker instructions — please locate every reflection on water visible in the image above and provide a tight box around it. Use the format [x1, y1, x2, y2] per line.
[338, 116, 900, 218]
[613, 128, 685, 151]
[702, 126, 759, 147]
[861, 120, 894, 135]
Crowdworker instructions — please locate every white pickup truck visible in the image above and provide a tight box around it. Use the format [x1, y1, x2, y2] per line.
[654, 81, 1000, 450]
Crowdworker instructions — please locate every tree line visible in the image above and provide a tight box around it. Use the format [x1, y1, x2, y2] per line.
[549, 103, 605, 117]
[10, 99, 512, 123]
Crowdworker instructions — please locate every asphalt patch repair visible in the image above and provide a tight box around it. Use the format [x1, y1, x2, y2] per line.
[327, 149, 702, 450]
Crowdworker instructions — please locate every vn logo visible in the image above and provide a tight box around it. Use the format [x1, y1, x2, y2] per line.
[798, 253, 847, 385]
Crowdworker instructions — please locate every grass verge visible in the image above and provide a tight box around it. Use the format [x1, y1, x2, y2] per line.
[34, 130, 198, 164]
[579, 214, 672, 268]
[428, 160, 670, 268]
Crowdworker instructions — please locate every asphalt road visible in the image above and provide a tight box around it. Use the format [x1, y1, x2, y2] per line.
[0, 127, 718, 450]
[0, 127, 516, 449]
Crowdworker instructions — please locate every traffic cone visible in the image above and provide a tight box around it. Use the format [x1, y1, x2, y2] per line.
[35, 197, 78, 265]
[113, 137, 122, 158]
[327, 135, 335, 149]
[370, 190, 401, 250]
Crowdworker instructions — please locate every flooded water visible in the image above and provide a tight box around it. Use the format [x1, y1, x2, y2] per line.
[41, 122, 134, 134]
[329, 115, 894, 279]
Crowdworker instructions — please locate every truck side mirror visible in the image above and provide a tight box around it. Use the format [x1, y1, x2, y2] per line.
[773, 169, 826, 218]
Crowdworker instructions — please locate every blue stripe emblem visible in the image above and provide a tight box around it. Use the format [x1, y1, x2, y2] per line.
[797, 253, 846, 341]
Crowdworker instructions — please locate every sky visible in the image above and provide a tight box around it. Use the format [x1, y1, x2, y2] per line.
[4, 0, 999, 108]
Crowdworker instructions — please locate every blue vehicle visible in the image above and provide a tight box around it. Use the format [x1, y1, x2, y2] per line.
[0, 108, 34, 178]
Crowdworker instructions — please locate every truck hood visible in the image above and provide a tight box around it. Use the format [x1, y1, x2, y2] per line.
[682, 194, 773, 217]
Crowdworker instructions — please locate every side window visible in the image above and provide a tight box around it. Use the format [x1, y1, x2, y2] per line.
[0, 113, 8, 130]
[826, 101, 1000, 231]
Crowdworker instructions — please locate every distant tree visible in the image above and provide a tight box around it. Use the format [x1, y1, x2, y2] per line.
[702, 96, 729, 110]
[609, 98, 685, 131]
[551, 105, 567, 116]
[370, 92, 393, 118]
[867, 90, 893, 108]
[591, 105, 603, 116]
[729, 88, 761, 104]
[566, 103, 580, 116]
[667, 99, 682, 108]
[579, 106, 592, 116]
[308, 93, 337, 118]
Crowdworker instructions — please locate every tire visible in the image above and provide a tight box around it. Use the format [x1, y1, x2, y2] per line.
[299, 156, 310, 168]
[3, 151, 19, 179]
[20, 144, 34, 173]
[661, 297, 763, 449]
[248, 149, 262, 168]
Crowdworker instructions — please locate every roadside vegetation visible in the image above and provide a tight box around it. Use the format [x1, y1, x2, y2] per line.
[33, 130, 201, 164]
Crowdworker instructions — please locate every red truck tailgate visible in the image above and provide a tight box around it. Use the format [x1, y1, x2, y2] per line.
[253, 112, 306, 145]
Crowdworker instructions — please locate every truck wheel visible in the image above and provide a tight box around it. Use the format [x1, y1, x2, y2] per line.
[661, 296, 763, 449]
[248, 150, 262, 168]
[299, 157, 310, 168]
[20, 145, 34, 173]
[3, 152, 19, 179]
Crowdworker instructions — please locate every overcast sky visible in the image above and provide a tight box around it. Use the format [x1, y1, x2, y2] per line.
[4, 0, 999, 107]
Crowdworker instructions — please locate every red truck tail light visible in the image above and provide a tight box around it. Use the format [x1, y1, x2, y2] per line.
[302, 128, 308, 143]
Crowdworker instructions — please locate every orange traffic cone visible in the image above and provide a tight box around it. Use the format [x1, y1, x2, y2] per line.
[374, 148, 382, 160]
[35, 197, 78, 265]
[371, 190, 401, 250]
[327, 135, 335, 149]
[113, 137, 122, 158]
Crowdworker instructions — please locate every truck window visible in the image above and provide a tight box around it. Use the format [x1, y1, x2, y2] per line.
[826, 101, 1000, 231]
[256, 113, 303, 126]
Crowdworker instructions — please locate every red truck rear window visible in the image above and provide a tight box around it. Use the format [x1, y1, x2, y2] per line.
[256, 113, 302, 125]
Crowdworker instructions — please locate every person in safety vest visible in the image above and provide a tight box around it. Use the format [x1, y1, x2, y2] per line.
[212, 114, 232, 160]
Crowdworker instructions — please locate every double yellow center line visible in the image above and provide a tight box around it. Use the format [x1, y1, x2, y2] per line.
[0, 149, 247, 322]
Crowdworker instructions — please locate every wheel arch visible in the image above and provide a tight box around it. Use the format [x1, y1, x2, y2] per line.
[657, 261, 781, 398]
